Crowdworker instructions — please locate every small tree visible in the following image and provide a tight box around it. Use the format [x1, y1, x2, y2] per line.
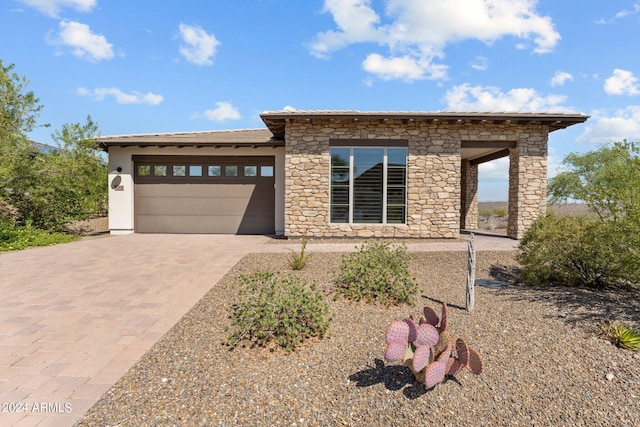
[0, 59, 106, 230]
[548, 140, 640, 222]
[519, 141, 640, 289]
[20, 116, 107, 230]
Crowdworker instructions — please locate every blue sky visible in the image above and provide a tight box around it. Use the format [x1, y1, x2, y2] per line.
[2, 0, 640, 201]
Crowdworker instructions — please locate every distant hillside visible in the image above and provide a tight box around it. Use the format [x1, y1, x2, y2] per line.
[479, 202, 592, 216]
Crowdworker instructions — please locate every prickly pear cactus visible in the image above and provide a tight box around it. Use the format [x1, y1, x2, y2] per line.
[383, 302, 483, 390]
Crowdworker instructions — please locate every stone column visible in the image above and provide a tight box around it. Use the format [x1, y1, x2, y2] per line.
[507, 135, 548, 239]
[460, 159, 478, 230]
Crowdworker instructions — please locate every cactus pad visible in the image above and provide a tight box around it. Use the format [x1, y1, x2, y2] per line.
[411, 345, 432, 372]
[423, 306, 439, 326]
[385, 320, 409, 345]
[466, 346, 483, 375]
[414, 323, 439, 347]
[456, 338, 469, 367]
[438, 303, 448, 333]
[432, 329, 452, 358]
[437, 343, 452, 363]
[403, 317, 418, 343]
[384, 342, 407, 362]
[424, 360, 447, 389]
[446, 357, 464, 376]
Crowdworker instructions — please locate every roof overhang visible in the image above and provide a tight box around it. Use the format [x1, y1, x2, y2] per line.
[97, 128, 282, 151]
[259, 110, 589, 139]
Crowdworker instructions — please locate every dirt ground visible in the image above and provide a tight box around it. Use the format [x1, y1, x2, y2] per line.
[65, 215, 110, 238]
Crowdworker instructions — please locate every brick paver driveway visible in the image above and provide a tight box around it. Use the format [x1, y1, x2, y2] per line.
[0, 234, 270, 427]
[0, 232, 516, 426]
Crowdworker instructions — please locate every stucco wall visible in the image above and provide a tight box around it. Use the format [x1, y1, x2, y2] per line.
[107, 146, 286, 235]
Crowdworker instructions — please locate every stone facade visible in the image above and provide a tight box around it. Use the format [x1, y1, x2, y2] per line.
[460, 160, 478, 230]
[507, 131, 548, 239]
[284, 118, 551, 239]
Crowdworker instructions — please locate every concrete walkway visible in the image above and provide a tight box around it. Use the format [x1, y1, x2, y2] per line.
[0, 233, 516, 426]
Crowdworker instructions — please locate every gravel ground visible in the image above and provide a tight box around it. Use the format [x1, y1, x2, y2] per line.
[77, 251, 640, 427]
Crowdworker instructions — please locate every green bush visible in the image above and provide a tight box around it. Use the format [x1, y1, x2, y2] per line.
[517, 214, 640, 289]
[288, 234, 311, 270]
[601, 321, 640, 351]
[0, 200, 19, 226]
[0, 221, 78, 252]
[334, 241, 417, 305]
[226, 272, 331, 353]
[478, 207, 507, 218]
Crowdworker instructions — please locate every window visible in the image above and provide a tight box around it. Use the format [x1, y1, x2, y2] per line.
[154, 165, 167, 177]
[261, 165, 274, 177]
[330, 147, 407, 224]
[138, 165, 151, 176]
[173, 166, 186, 177]
[208, 166, 221, 176]
[189, 165, 203, 176]
[244, 166, 257, 177]
[225, 166, 238, 177]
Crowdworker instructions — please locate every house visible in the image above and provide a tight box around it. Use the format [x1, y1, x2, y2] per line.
[99, 110, 588, 239]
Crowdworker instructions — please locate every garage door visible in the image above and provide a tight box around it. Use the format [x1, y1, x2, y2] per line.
[133, 155, 275, 234]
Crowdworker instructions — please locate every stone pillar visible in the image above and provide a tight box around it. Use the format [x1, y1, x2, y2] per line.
[507, 136, 548, 239]
[460, 160, 478, 230]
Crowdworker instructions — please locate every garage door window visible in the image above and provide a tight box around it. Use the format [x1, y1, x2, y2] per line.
[137, 165, 151, 176]
[134, 156, 275, 184]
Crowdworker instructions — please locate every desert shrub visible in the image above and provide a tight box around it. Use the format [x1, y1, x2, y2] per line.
[0, 221, 78, 252]
[494, 208, 508, 217]
[334, 241, 417, 305]
[226, 272, 330, 353]
[0, 200, 19, 226]
[601, 321, 640, 351]
[288, 234, 311, 270]
[517, 214, 640, 289]
[478, 207, 507, 218]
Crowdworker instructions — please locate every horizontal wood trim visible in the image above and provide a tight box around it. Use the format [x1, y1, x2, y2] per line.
[461, 141, 516, 149]
[469, 149, 511, 166]
[132, 155, 275, 165]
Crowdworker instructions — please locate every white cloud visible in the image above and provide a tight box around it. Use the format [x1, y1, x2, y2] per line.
[597, 2, 640, 24]
[310, 0, 560, 81]
[576, 106, 640, 144]
[17, 0, 96, 18]
[478, 156, 509, 180]
[282, 106, 298, 111]
[178, 23, 220, 66]
[50, 21, 114, 62]
[203, 102, 241, 121]
[604, 69, 640, 96]
[550, 71, 573, 87]
[362, 53, 447, 81]
[443, 83, 569, 112]
[470, 56, 488, 71]
[78, 87, 163, 105]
